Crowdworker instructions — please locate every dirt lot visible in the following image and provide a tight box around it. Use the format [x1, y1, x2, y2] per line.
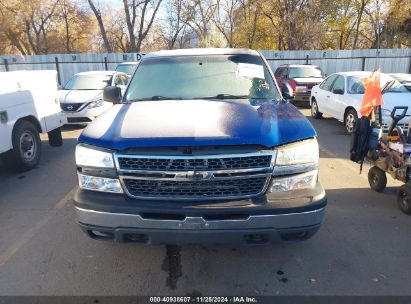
[0, 109, 410, 296]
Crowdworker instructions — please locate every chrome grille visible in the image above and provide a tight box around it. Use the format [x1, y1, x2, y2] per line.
[115, 152, 275, 200]
[117, 155, 272, 171]
[123, 176, 268, 199]
[60, 103, 84, 112]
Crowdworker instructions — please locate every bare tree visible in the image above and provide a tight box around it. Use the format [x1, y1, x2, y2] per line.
[353, 0, 368, 48]
[161, 0, 187, 49]
[87, 0, 113, 52]
[19, 0, 61, 54]
[236, 0, 260, 48]
[184, 0, 217, 45]
[122, 0, 163, 52]
[212, 0, 239, 47]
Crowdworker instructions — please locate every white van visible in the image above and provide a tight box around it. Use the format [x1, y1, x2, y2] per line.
[0, 70, 67, 171]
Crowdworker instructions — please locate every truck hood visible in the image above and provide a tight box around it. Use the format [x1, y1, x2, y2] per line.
[78, 99, 316, 151]
[59, 90, 102, 104]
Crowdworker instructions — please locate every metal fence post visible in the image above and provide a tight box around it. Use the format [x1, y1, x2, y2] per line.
[306, 55, 309, 64]
[104, 57, 108, 70]
[361, 57, 366, 71]
[409, 57, 411, 74]
[54, 57, 61, 85]
[3, 59, 9, 71]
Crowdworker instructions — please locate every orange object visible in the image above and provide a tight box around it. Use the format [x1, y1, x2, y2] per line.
[360, 70, 383, 117]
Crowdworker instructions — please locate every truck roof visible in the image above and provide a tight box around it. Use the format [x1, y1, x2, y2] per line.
[144, 48, 260, 58]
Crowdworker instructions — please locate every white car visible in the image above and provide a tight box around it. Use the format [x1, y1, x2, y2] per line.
[389, 73, 411, 92]
[59, 71, 129, 124]
[310, 71, 411, 133]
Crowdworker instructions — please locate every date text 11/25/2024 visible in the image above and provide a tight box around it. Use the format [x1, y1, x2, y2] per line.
[149, 297, 258, 303]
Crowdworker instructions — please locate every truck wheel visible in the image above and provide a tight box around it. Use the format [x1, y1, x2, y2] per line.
[48, 127, 63, 147]
[397, 184, 411, 215]
[4, 120, 41, 172]
[368, 166, 387, 192]
[345, 109, 358, 134]
[311, 99, 322, 119]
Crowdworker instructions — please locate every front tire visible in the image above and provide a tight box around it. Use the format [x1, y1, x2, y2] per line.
[397, 184, 411, 215]
[311, 99, 322, 119]
[4, 120, 41, 172]
[345, 109, 358, 134]
[48, 127, 63, 147]
[368, 166, 387, 192]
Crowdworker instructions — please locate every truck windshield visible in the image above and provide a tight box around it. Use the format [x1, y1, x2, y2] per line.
[288, 66, 324, 78]
[64, 74, 112, 90]
[125, 54, 281, 101]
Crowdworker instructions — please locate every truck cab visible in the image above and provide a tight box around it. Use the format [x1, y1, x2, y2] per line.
[73, 49, 327, 245]
[0, 70, 67, 171]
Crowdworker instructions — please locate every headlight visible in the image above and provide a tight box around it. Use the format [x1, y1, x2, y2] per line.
[75, 145, 114, 168]
[87, 99, 104, 108]
[269, 170, 317, 192]
[78, 173, 123, 193]
[276, 139, 319, 166]
[294, 85, 307, 93]
[274, 139, 319, 175]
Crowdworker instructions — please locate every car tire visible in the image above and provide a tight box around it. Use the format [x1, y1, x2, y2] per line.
[311, 99, 322, 119]
[3, 120, 41, 172]
[345, 109, 358, 134]
[368, 166, 387, 192]
[48, 127, 63, 147]
[397, 184, 411, 215]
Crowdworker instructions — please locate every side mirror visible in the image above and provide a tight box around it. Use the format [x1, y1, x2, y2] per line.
[103, 86, 122, 104]
[281, 83, 294, 100]
[333, 88, 344, 95]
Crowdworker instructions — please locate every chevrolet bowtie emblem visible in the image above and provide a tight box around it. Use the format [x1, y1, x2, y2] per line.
[175, 171, 214, 181]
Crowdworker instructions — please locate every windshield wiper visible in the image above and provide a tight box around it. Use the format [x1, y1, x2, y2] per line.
[194, 94, 250, 100]
[128, 96, 183, 102]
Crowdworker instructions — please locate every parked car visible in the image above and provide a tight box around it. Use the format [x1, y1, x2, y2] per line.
[73, 48, 327, 245]
[274, 64, 325, 106]
[115, 62, 139, 76]
[0, 70, 66, 171]
[310, 71, 411, 133]
[389, 73, 411, 92]
[59, 71, 129, 125]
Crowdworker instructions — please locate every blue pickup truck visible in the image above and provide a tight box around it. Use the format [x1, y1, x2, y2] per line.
[73, 48, 327, 245]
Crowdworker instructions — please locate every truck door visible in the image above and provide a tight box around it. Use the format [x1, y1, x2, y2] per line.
[29, 71, 66, 131]
[0, 77, 17, 154]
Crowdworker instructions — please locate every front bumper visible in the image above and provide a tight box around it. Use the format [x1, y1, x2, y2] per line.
[73, 182, 327, 245]
[63, 103, 112, 124]
[292, 92, 311, 103]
